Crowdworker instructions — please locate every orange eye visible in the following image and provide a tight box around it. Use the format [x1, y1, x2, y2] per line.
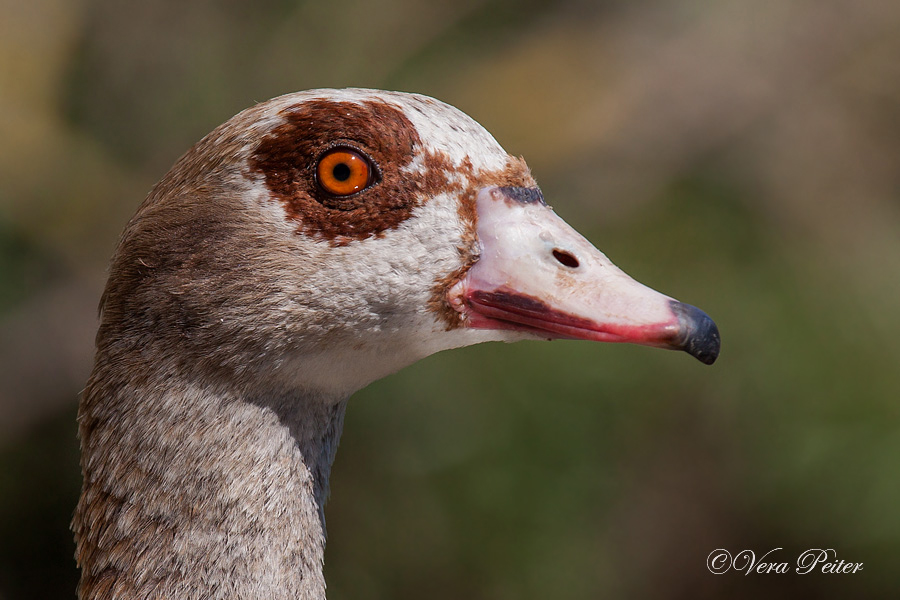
[316, 148, 372, 196]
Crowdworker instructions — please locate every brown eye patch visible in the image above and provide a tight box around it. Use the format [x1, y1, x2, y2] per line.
[248, 99, 423, 244]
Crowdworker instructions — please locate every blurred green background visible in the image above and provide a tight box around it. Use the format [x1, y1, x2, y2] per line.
[2, 0, 899, 598]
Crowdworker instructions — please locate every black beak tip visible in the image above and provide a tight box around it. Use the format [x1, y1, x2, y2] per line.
[669, 300, 721, 365]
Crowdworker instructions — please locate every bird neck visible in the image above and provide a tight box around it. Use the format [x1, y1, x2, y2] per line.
[74, 364, 348, 600]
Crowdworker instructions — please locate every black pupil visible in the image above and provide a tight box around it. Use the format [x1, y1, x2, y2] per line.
[332, 162, 351, 182]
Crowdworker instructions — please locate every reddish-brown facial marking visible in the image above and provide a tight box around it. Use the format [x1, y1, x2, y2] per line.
[426, 156, 537, 329]
[248, 99, 425, 244]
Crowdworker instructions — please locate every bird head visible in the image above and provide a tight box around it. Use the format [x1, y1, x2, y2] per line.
[98, 89, 719, 397]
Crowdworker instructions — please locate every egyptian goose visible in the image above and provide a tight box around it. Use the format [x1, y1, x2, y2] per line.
[73, 88, 719, 599]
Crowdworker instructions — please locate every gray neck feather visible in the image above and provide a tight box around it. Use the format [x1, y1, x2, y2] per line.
[74, 365, 348, 600]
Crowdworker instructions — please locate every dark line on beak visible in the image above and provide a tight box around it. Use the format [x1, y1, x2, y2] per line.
[495, 186, 545, 206]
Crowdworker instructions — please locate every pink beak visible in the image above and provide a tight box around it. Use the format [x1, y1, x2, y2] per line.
[448, 187, 720, 364]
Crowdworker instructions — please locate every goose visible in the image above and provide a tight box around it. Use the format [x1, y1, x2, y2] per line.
[73, 88, 719, 600]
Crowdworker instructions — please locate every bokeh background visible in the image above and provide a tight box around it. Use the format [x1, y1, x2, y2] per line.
[2, 0, 899, 598]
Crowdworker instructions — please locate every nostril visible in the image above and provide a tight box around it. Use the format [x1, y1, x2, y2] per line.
[552, 249, 580, 268]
